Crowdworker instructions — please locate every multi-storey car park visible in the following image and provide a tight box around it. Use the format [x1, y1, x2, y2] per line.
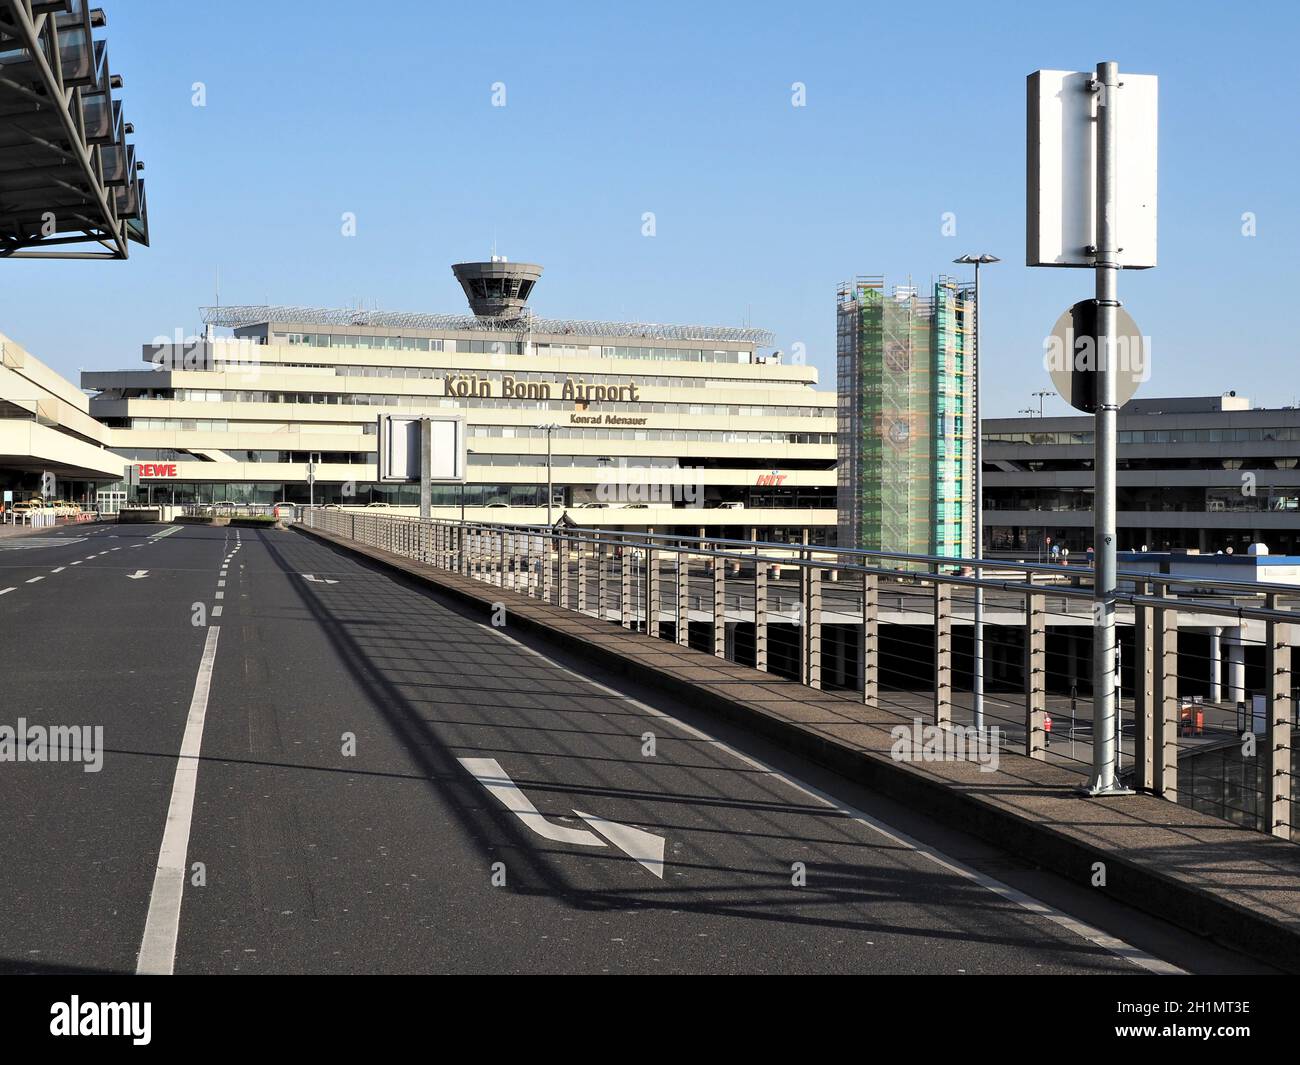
[982, 393, 1300, 556]
[81, 260, 839, 542]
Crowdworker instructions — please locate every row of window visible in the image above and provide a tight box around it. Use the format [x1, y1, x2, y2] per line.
[111, 481, 829, 512]
[986, 427, 1300, 446]
[118, 417, 832, 446]
[272, 333, 754, 365]
[138, 390, 828, 418]
[278, 333, 448, 352]
[986, 487, 1300, 513]
[467, 426, 832, 445]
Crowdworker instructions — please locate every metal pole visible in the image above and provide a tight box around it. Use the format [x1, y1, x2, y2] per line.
[419, 419, 432, 521]
[546, 427, 554, 526]
[1086, 60, 1128, 795]
[972, 260, 984, 734]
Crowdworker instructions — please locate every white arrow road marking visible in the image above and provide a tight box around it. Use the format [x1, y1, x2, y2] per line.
[459, 757, 602, 846]
[126, 570, 149, 580]
[575, 810, 666, 879]
[303, 574, 338, 584]
[458, 757, 667, 876]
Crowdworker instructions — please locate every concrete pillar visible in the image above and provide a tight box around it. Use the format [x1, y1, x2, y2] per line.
[1226, 626, 1246, 703]
[1208, 626, 1222, 703]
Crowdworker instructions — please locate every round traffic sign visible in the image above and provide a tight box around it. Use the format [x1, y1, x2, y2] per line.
[1045, 300, 1148, 413]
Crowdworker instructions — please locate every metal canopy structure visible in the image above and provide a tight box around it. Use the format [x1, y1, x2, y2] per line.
[0, 0, 148, 259]
[200, 304, 775, 346]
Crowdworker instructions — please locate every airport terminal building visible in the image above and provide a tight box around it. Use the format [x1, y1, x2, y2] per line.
[76, 260, 838, 542]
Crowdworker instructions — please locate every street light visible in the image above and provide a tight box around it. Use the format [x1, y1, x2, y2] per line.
[541, 424, 560, 524]
[1032, 389, 1054, 417]
[954, 252, 1000, 735]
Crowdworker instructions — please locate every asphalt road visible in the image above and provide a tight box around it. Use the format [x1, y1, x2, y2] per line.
[0, 523, 1276, 974]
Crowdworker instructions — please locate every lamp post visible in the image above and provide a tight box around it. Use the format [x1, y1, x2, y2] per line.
[954, 253, 1000, 735]
[541, 424, 559, 524]
[1032, 390, 1054, 417]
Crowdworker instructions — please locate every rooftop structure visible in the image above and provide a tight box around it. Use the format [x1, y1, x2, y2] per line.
[199, 304, 775, 346]
[451, 258, 543, 318]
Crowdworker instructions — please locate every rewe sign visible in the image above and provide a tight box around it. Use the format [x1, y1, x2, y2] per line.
[136, 463, 178, 478]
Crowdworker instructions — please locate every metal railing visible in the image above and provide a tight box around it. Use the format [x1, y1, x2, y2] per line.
[302, 508, 1298, 842]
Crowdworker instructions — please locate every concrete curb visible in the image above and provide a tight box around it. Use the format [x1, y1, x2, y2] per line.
[295, 524, 1300, 973]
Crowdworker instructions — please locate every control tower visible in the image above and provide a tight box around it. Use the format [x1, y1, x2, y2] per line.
[451, 257, 543, 319]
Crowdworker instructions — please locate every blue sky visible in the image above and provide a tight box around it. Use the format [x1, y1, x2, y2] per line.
[4, 0, 1298, 416]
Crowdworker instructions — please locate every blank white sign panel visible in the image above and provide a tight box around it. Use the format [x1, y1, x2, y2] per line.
[1026, 69, 1157, 269]
[378, 415, 465, 483]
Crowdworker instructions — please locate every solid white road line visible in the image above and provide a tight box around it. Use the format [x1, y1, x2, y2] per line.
[477, 617, 1184, 975]
[136, 625, 222, 976]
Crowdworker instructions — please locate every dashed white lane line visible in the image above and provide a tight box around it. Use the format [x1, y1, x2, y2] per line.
[25, 576, 43, 584]
[70, 561, 82, 566]
[214, 591, 224, 600]
[217, 580, 225, 588]
[0, 587, 13, 596]
[211, 605, 223, 618]
[51, 567, 65, 573]
[477, 614, 1185, 976]
[136, 625, 222, 976]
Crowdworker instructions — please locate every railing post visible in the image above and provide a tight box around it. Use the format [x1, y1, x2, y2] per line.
[861, 571, 878, 706]
[646, 548, 660, 637]
[676, 545, 691, 647]
[1154, 588, 1179, 800]
[934, 578, 952, 728]
[712, 553, 726, 659]
[1265, 594, 1292, 839]
[754, 556, 768, 672]
[558, 535, 570, 609]
[1025, 590, 1046, 759]
[597, 539, 608, 622]
[801, 564, 822, 688]
[578, 541, 589, 614]
[498, 530, 507, 588]
[1134, 581, 1156, 793]
[621, 544, 634, 629]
